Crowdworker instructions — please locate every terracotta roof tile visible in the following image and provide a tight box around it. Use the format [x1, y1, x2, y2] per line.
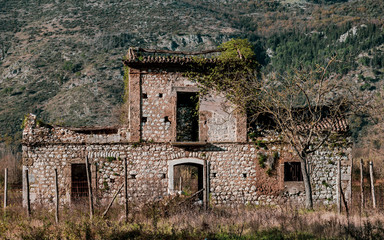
[123, 47, 221, 66]
[297, 117, 348, 133]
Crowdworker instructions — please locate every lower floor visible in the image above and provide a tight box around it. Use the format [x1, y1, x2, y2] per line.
[22, 142, 352, 207]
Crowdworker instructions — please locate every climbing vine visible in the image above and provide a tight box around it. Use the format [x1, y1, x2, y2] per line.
[186, 39, 260, 113]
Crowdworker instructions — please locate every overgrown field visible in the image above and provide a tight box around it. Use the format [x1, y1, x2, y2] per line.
[1, 197, 384, 239]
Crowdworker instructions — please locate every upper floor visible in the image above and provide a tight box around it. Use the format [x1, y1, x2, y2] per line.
[123, 48, 247, 143]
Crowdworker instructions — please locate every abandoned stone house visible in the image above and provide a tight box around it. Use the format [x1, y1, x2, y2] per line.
[22, 48, 352, 208]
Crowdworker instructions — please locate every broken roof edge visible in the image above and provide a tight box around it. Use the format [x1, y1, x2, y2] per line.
[122, 47, 222, 67]
[129, 47, 222, 56]
[22, 113, 122, 134]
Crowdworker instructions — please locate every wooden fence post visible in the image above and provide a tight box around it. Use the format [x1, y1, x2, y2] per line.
[369, 161, 376, 209]
[207, 161, 210, 206]
[360, 159, 364, 212]
[85, 156, 94, 219]
[203, 160, 207, 210]
[337, 159, 341, 214]
[95, 163, 98, 204]
[350, 157, 353, 213]
[54, 168, 59, 223]
[25, 169, 31, 217]
[4, 168, 8, 211]
[102, 183, 124, 217]
[124, 158, 128, 222]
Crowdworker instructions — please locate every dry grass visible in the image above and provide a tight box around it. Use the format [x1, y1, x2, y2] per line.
[1, 196, 384, 239]
[0, 149, 22, 187]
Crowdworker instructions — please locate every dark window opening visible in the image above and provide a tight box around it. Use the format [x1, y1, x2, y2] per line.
[141, 117, 147, 123]
[142, 93, 148, 99]
[242, 173, 247, 178]
[159, 93, 163, 98]
[284, 162, 303, 181]
[71, 164, 89, 201]
[161, 173, 166, 179]
[164, 116, 171, 123]
[130, 174, 136, 179]
[176, 92, 199, 142]
[110, 179, 115, 183]
[247, 112, 276, 139]
[174, 163, 203, 200]
[71, 127, 118, 135]
[212, 172, 217, 178]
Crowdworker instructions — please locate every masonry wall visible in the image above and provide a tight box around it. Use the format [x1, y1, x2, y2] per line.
[22, 122, 352, 207]
[309, 146, 352, 205]
[130, 68, 244, 143]
[21, 61, 352, 208]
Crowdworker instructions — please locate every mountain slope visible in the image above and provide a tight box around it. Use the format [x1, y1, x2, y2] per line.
[1, 0, 384, 144]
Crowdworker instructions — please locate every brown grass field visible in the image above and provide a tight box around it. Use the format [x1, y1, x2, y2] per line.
[0, 187, 384, 240]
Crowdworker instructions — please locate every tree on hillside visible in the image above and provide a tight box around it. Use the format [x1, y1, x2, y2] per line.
[189, 39, 354, 209]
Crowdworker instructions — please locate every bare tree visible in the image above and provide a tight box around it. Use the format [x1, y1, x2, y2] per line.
[251, 60, 352, 209]
[189, 40, 354, 208]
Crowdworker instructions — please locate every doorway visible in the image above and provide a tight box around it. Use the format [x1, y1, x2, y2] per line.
[71, 163, 89, 201]
[174, 163, 203, 199]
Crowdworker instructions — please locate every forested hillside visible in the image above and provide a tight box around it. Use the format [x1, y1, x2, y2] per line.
[1, 0, 384, 148]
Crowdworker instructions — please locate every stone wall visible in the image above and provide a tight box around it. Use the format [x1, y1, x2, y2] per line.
[22, 114, 130, 145]
[131, 69, 244, 143]
[21, 62, 352, 208]
[22, 119, 352, 207]
[309, 146, 352, 205]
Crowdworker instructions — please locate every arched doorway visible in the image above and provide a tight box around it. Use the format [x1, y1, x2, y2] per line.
[168, 158, 207, 202]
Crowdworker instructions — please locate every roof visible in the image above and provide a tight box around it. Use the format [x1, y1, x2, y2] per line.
[252, 113, 349, 133]
[297, 117, 349, 133]
[122, 47, 221, 68]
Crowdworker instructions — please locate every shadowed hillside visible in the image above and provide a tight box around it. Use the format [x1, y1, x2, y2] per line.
[1, 0, 384, 146]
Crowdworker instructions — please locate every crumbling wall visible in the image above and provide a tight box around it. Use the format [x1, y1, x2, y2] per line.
[23, 142, 286, 206]
[22, 114, 130, 145]
[135, 69, 244, 143]
[309, 145, 352, 205]
[199, 94, 237, 142]
[22, 120, 352, 207]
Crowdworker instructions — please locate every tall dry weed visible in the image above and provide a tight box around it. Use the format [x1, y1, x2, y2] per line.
[1, 195, 384, 239]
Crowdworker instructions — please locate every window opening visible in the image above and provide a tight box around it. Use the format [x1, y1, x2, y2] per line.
[176, 92, 199, 142]
[284, 162, 303, 181]
[159, 93, 163, 98]
[71, 163, 89, 201]
[142, 93, 148, 99]
[141, 117, 147, 123]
